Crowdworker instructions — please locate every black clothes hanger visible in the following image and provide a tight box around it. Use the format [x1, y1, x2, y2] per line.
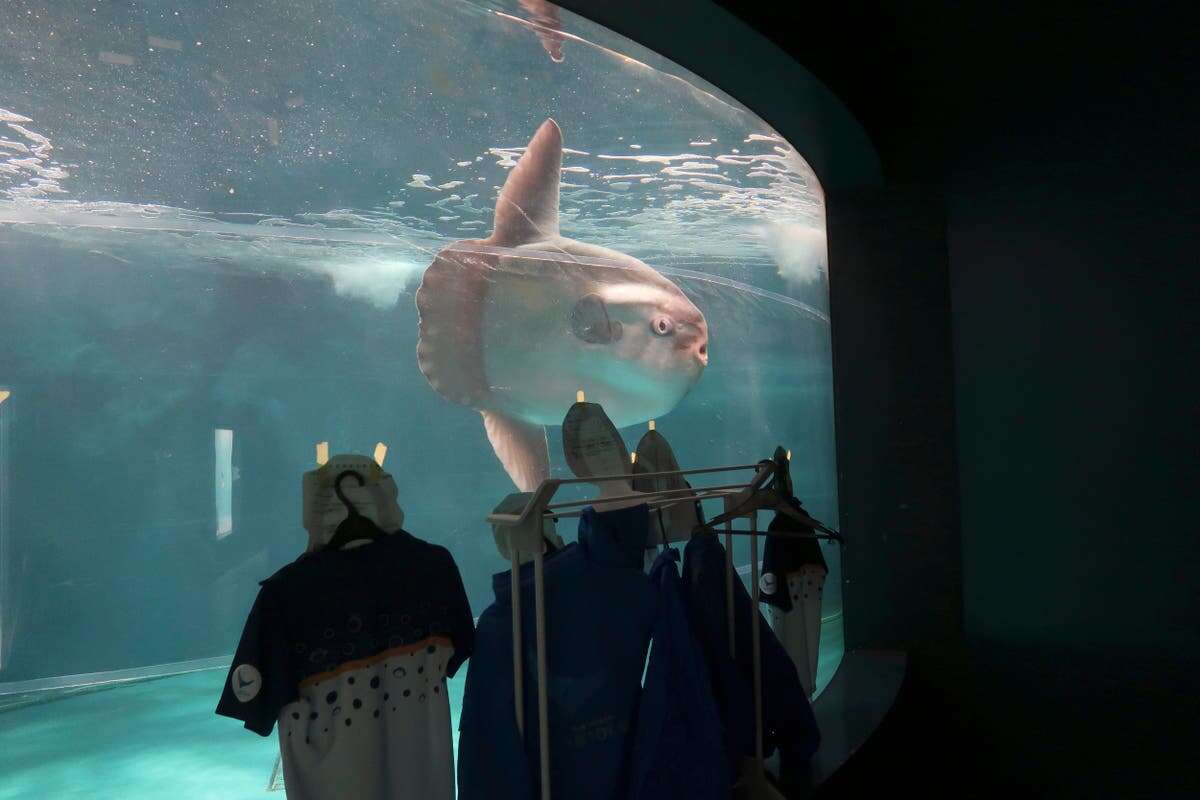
[769, 447, 819, 533]
[692, 459, 773, 532]
[769, 446, 843, 544]
[693, 455, 842, 543]
[772, 446, 795, 497]
[324, 470, 387, 551]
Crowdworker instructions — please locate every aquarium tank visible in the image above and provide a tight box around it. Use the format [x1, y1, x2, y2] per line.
[0, 0, 841, 796]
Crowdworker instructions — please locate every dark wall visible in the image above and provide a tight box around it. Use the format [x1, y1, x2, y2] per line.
[827, 187, 961, 650]
[945, 80, 1198, 651]
[876, 1, 1197, 653]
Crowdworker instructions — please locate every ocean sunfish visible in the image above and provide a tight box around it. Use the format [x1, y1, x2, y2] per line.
[415, 119, 709, 491]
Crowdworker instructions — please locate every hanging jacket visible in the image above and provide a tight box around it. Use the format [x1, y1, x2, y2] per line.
[681, 533, 821, 769]
[760, 499, 829, 614]
[629, 547, 731, 800]
[457, 503, 656, 800]
[762, 503, 829, 700]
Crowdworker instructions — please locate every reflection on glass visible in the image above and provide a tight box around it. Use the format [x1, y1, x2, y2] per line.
[0, 389, 7, 672]
[215, 429, 234, 539]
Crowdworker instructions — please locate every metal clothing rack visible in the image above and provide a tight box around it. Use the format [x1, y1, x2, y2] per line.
[486, 456, 841, 800]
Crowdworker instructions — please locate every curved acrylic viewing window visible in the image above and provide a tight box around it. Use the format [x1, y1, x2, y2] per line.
[0, 1, 840, 795]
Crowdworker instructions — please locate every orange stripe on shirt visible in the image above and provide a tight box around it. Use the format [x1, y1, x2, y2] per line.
[298, 635, 454, 688]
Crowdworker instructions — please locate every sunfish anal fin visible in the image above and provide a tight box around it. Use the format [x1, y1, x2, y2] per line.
[482, 410, 550, 492]
[491, 118, 562, 246]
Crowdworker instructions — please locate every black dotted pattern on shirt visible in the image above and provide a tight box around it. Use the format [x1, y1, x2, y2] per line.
[284, 644, 454, 737]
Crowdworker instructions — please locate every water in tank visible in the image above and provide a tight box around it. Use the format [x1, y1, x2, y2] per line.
[0, 1, 841, 796]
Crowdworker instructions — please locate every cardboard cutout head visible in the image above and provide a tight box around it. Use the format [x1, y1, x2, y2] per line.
[632, 428, 700, 543]
[302, 454, 404, 552]
[490, 491, 565, 563]
[561, 401, 630, 480]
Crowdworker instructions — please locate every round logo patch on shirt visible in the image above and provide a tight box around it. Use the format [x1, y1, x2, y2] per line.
[231, 663, 262, 703]
[760, 572, 777, 596]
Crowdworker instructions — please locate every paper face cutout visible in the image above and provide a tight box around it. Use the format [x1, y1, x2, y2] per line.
[561, 401, 630, 479]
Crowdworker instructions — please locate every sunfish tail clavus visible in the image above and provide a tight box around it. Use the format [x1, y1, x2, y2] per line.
[415, 118, 709, 491]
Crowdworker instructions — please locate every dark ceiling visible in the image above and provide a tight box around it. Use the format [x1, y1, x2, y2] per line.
[714, 0, 1198, 183]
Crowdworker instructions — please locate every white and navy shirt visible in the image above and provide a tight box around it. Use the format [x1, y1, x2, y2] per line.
[216, 530, 474, 800]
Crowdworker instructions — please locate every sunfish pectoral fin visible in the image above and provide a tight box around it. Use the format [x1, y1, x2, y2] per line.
[481, 410, 550, 492]
[570, 292, 623, 344]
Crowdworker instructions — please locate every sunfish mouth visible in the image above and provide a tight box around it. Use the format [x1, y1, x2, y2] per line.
[683, 321, 709, 367]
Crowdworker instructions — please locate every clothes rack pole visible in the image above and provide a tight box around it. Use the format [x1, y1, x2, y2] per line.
[725, 519, 735, 659]
[546, 482, 750, 511]
[542, 462, 762, 488]
[749, 511, 764, 766]
[541, 486, 743, 520]
[510, 547, 524, 735]
[533, 546, 551, 800]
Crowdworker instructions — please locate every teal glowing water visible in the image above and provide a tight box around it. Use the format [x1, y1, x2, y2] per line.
[0, 0, 840, 795]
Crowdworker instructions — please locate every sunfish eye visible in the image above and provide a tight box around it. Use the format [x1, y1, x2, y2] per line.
[651, 316, 674, 336]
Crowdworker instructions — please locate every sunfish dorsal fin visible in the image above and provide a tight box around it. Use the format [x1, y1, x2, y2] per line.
[491, 118, 562, 245]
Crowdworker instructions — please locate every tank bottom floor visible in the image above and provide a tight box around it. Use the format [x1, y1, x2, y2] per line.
[0, 616, 845, 799]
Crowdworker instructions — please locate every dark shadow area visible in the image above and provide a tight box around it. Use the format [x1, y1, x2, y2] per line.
[817, 641, 1199, 799]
